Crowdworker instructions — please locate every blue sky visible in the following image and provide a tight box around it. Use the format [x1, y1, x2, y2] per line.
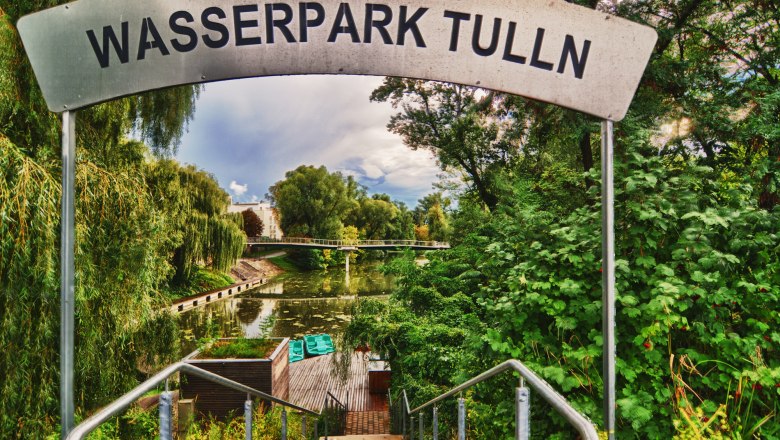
[175, 75, 441, 207]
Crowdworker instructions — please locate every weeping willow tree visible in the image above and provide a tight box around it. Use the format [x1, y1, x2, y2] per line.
[0, 3, 202, 437]
[146, 161, 245, 286]
[0, 135, 182, 437]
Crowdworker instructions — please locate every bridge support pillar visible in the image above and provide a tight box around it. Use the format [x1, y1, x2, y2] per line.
[345, 252, 350, 288]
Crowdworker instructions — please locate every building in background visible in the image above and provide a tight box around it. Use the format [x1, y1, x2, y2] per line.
[228, 202, 282, 239]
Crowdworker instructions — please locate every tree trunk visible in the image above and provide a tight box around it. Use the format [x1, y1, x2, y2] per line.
[579, 130, 594, 172]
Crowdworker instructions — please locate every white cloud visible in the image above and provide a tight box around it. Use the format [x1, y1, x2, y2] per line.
[229, 180, 248, 196]
[177, 75, 442, 206]
[360, 163, 385, 180]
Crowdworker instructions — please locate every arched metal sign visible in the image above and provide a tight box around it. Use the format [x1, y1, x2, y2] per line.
[19, 0, 655, 120]
[17, 1, 656, 438]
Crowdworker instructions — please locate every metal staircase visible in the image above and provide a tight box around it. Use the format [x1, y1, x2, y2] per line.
[64, 358, 598, 439]
[390, 360, 599, 440]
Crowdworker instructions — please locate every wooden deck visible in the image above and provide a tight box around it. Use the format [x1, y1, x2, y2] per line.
[289, 353, 388, 412]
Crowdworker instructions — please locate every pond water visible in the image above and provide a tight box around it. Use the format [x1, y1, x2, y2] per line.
[177, 260, 395, 354]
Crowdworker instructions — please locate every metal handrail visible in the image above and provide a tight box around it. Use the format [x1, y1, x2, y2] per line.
[406, 359, 599, 440]
[246, 236, 450, 248]
[326, 391, 346, 410]
[402, 389, 412, 415]
[66, 361, 317, 440]
[320, 388, 348, 439]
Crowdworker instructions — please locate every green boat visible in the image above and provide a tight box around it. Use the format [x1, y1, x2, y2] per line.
[303, 334, 335, 357]
[319, 334, 335, 354]
[288, 339, 304, 363]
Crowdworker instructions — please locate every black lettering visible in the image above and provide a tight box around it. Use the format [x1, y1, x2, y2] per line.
[364, 4, 393, 44]
[202, 7, 229, 48]
[397, 6, 427, 47]
[137, 17, 170, 61]
[502, 21, 526, 64]
[530, 27, 554, 71]
[266, 3, 296, 43]
[327, 3, 360, 43]
[169, 11, 198, 52]
[234, 4, 261, 46]
[299, 3, 325, 42]
[471, 15, 501, 56]
[557, 35, 591, 79]
[443, 11, 469, 52]
[86, 22, 129, 68]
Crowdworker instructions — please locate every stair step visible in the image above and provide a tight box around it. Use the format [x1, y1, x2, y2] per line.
[320, 436, 403, 440]
[345, 410, 390, 435]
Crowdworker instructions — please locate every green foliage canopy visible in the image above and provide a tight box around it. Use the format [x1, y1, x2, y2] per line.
[0, 3, 229, 437]
[268, 165, 358, 239]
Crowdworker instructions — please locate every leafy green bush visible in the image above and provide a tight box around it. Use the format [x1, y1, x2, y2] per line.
[200, 338, 277, 359]
[479, 147, 779, 437]
[345, 145, 780, 438]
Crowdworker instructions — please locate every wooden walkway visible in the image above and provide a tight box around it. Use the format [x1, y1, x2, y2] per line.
[289, 353, 388, 413]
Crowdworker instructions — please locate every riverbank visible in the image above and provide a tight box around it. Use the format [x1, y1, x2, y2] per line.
[170, 257, 287, 313]
[231, 256, 286, 281]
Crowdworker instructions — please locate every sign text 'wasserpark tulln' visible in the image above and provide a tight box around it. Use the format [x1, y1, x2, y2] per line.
[18, 0, 656, 120]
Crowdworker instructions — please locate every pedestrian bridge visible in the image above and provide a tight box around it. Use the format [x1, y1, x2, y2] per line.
[246, 237, 450, 251]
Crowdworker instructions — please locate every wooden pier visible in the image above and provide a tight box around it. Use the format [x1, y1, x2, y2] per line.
[289, 353, 388, 413]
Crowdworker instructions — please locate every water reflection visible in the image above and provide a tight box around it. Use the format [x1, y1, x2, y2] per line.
[178, 261, 394, 353]
[245, 262, 394, 299]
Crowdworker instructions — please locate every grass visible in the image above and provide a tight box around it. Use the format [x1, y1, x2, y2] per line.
[267, 255, 300, 273]
[243, 247, 281, 258]
[164, 266, 235, 301]
[199, 338, 278, 359]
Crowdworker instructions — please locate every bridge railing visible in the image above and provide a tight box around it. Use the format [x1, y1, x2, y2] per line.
[391, 359, 599, 440]
[246, 236, 450, 248]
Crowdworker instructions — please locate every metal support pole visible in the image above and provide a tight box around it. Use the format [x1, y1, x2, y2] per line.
[458, 397, 465, 440]
[281, 408, 287, 440]
[516, 387, 530, 440]
[410, 416, 415, 440]
[419, 413, 424, 440]
[324, 398, 329, 439]
[245, 397, 253, 440]
[302, 414, 307, 439]
[432, 406, 438, 440]
[159, 391, 172, 440]
[402, 407, 406, 438]
[60, 110, 76, 438]
[601, 120, 616, 440]
[165, 380, 173, 437]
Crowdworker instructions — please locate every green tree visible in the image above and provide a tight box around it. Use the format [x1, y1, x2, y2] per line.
[389, 200, 416, 240]
[411, 192, 451, 241]
[371, 80, 520, 210]
[412, 192, 450, 226]
[0, 3, 203, 436]
[617, 0, 780, 208]
[425, 202, 450, 242]
[352, 195, 399, 240]
[268, 165, 357, 239]
[145, 161, 244, 286]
